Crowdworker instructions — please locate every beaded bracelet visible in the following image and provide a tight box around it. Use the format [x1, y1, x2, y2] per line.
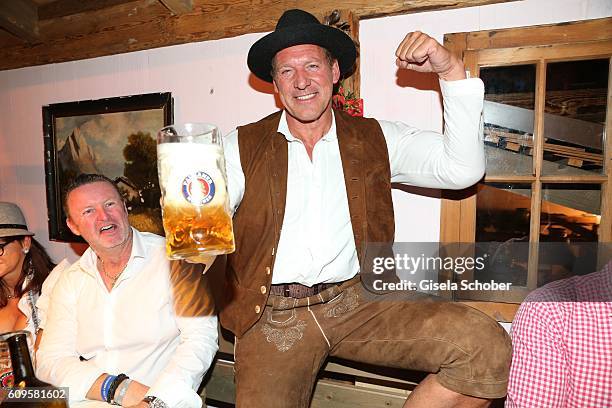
[107, 373, 129, 404]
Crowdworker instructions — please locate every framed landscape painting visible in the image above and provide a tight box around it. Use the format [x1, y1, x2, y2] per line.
[43, 92, 173, 242]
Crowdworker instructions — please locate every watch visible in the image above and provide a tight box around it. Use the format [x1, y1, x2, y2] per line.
[142, 396, 168, 408]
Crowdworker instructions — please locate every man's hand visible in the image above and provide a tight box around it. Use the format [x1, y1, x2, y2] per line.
[395, 31, 466, 81]
[85, 375, 149, 406]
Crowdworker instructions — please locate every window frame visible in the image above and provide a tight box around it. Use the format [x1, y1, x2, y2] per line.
[442, 17, 612, 321]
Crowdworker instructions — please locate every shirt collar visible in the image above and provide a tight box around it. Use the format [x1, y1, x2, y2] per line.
[277, 110, 338, 143]
[78, 227, 146, 278]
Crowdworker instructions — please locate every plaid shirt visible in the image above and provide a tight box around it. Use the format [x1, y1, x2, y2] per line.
[506, 262, 612, 408]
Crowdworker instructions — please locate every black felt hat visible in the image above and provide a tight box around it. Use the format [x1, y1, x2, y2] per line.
[247, 9, 356, 83]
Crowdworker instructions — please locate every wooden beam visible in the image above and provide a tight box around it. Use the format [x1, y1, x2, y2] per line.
[323, 8, 361, 98]
[0, 0, 516, 71]
[475, 40, 612, 66]
[465, 17, 612, 50]
[38, 0, 136, 20]
[159, 0, 193, 15]
[0, 0, 38, 43]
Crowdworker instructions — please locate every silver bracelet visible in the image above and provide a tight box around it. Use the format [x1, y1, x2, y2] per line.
[113, 378, 132, 406]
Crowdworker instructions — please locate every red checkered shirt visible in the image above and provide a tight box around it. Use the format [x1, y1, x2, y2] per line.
[506, 262, 612, 408]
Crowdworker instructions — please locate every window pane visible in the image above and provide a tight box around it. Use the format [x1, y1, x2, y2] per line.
[538, 183, 601, 285]
[476, 183, 532, 286]
[481, 65, 536, 176]
[541, 59, 608, 175]
[476, 183, 531, 242]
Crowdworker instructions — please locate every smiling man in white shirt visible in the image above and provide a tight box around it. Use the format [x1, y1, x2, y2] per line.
[37, 174, 218, 408]
[213, 8, 511, 408]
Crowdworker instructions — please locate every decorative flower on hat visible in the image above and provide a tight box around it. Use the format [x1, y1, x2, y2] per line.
[324, 10, 363, 117]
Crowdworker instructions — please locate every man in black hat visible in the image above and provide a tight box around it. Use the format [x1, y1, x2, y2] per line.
[217, 9, 511, 408]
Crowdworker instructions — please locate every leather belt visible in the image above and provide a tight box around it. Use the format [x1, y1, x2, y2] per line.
[269, 282, 342, 299]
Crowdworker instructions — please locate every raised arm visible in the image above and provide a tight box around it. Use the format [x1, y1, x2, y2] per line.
[385, 31, 485, 189]
[395, 31, 465, 81]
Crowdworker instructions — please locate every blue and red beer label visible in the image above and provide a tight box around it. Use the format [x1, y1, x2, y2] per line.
[181, 172, 215, 205]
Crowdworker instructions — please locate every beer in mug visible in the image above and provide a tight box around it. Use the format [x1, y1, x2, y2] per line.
[157, 123, 235, 262]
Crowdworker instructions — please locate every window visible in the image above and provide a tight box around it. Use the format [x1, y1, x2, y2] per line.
[442, 17, 612, 320]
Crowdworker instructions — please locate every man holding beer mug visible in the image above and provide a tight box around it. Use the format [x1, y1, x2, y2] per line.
[216, 9, 511, 408]
[37, 174, 218, 408]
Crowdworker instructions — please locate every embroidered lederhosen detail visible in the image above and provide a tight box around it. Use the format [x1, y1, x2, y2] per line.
[261, 308, 308, 352]
[323, 286, 359, 318]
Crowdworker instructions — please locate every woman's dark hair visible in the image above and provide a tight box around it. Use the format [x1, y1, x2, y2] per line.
[0, 237, 55, 307]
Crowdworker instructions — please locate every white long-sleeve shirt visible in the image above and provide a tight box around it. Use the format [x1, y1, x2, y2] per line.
[224, 78, 485, 286]
[37, 228, 218, 408]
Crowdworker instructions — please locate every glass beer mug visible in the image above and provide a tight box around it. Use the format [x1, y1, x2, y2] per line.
[157, 123, 235, 262]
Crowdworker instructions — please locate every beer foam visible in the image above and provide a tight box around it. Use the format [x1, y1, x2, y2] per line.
[158, 142, 229, 207]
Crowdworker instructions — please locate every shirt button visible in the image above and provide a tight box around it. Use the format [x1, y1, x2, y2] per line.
[260, 286, 267, 294]
[255, 305, 261, 314]
[265, 267, 271, 275]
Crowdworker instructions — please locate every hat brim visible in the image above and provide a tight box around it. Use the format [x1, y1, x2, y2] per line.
[0, 229, 34, 238]
[248, 24, 356, 83]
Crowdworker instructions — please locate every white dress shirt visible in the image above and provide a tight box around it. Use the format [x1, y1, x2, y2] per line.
[224, 78, 485, 286]
[37, 229, 219, 408]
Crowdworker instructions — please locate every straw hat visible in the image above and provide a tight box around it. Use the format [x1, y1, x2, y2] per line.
[0, 202, 35, 238]
[247, 9, 356, 83]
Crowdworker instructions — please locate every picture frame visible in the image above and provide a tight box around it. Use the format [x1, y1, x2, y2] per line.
[43, 92, 173, 242]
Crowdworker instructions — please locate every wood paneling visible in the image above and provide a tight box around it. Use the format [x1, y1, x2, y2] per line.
[0, 0, 39, 42]
[0, 0, 514, 71]
[37, 0, 135, 20]
[324, 8, 361, 98]
[466, 17, 612, 50]
[0, 29, 23, 48]
[159, 0, 193, 15]
[476, 40, 612, 66]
